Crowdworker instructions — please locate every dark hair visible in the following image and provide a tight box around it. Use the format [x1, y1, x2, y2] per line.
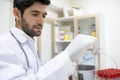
[14, 0, 51, 16]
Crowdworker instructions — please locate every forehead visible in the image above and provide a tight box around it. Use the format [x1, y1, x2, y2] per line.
[25, 2, 47, 13]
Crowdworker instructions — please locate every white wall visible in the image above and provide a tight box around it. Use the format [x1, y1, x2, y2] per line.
[40, 22, 52, 64]
[71, 0, 120, 69]
[9, 0, 15, 28]
[0, 0, 12, 34]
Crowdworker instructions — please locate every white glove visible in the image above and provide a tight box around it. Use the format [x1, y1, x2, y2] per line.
[63, 34, 99, 62]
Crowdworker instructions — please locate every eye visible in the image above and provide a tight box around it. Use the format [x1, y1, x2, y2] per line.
[42, 15, 46, 18]
[42, 13, 47, 18]
[32, 14, 39, 16]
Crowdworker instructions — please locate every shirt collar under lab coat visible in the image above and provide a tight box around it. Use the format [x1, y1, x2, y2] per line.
[10, 27, 35, 44]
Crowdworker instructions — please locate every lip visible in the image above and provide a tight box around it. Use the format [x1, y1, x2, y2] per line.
[34, 26, 43, 30]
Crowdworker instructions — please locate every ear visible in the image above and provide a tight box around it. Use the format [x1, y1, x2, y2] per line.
[13, 7, 21, 20]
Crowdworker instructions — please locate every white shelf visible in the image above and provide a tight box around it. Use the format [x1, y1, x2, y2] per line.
[56, 16, 74, 22]
[55, 40, 72, 43]
[47, 4, 62, 13]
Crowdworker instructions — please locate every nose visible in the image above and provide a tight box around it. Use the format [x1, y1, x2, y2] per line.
[37, 15, 44, 25]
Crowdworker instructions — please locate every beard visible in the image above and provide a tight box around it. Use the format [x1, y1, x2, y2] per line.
[21, 17, 43, 37]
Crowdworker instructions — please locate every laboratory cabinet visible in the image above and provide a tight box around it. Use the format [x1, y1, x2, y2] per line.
[54, 14, 99, 53]
[53, 13, 100, 80]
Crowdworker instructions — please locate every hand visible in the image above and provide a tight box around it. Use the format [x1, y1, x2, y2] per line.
[63, 34, 99, 62]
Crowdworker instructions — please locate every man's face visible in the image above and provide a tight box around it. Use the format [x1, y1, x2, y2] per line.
[15, 2, 47, 37]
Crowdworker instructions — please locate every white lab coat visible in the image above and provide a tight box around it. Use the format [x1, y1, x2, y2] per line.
[0, 27, 75, 80]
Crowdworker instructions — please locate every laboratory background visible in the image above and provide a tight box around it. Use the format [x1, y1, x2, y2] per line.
[0, 0, 120, 80]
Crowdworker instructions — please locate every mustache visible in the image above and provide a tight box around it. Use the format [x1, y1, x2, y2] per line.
[33, 24, 43, 27]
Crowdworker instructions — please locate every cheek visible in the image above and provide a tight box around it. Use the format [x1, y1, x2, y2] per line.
[24, 18, 34, 28]
[23, 14, 37, 29]
[28, 18, 36, 26]
[23, 15, 35, 25]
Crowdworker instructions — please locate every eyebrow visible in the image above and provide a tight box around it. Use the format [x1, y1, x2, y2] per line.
[30, 10, 47, 15]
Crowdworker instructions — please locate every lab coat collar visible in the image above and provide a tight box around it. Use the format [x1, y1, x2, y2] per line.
[10, 27, 35, 44]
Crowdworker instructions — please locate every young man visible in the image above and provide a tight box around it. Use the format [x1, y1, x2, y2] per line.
[0, 0, 99, 80]
[0, 0, 73, 79]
